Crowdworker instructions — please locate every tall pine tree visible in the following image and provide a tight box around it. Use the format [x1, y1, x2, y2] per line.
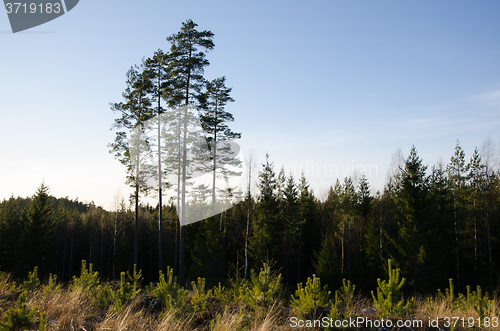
[166, 19, 214, 285]
[198, 76, 241, 204]
[109, 63, 154, 266]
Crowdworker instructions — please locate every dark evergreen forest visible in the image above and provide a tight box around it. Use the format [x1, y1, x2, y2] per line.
[1, 141, 499, 296]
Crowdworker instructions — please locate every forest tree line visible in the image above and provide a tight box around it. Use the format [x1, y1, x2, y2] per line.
[1, 139, 500, 295]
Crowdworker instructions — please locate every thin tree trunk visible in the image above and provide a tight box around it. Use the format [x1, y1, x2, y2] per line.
[212, 103, 218, 204]
[453, 193, 460, 288]
[474, 199, 477, 271]
[62, 233, 66, 281]
[107, 243, 111, 279]
[173, 113, 181, 278]
[178, 43, 192, 286]
[244, 198, 250, 278]
[134, 184, 139, 266]
[100, 224, 104, 275]
[70, 234, 74, 280]
[157, 65, 164, 273]
[158, 114, 163, 273]
[113, 212, 117, 278]
[134, 125, 140, 267]
[486, 204, 492, 284]
[89, 233, 93, 265]
[174, 216, 179, 277]
[297, 227, 302, 284]
[179, 100, 189, 286]
[379, 214, 383, 280]
[341, 221, 345, 277]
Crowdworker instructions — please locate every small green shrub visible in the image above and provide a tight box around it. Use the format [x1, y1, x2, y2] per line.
[332, 279, 357, 319]
[440, 280, 496, 316]
[94, 283, 115, 310]
[114, 265, 142, 310]
[39, 311, 48, 331]
[22, 267, 40, 292]
[42, 273, 60, 293]
[72, 260, 99, 293]
[0, 292, 38, 331]
[191, 277, 212, 311]
[227, 265, 247, 304]
[241, 261, 285, 310]
[457, 285, 494, 317]
[371, 260, 414, 317]
[437, 278, 455, 307]
[291, 274, 331, 317]
[152, 267, 187, 311]
[213, 282, 233, 307]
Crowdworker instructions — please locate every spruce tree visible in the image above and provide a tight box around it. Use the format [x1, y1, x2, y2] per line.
[281, 173, 300, 283]
[0, 197, 22, 272]
[390, 146, 431, 290]
[16, 183, 54, 277]
[466, 148, 487, 282]
[340, 177, 357, 279]
[446, 140, 468, 288]
[427, 161, 455, 289]
[297, 174, 318, 283]
[250, 153, 278, 265]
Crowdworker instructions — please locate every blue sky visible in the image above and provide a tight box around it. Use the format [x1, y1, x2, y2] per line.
[2, 0, 500, 209]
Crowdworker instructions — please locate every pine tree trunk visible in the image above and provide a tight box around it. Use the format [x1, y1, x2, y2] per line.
[474, 199, 477, 271]
[453, 193, 460, 288]
[158, 114, 163, 273]
[212, 103, 218, 204]
[173, 114, 181, 278]
[174, 217, 179, 277]
[244, 198, 250, 278]
[70, 234, 74, 280]
[89, 233, 93, 265]
[178, 43, 193, 287]
[100, 225, 104, 275]
[297, 226, 302, 283]
[134, 183, 139, 266]
[341, 221, 345, 277]
[179, 97, 189, 287]
[244, 157, 253, 279]
[157, 67, 164, 273]
[486, 200, 492, 284]
[62, 234, 66, 281]
[379, 215, 383, 280]
[113, 212, 117, 278]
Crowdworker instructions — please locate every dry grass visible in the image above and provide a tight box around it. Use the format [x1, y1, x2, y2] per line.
[99, 304, 155, 330]
[1, 276, 499, 330]
[207, 310, 245, 331]
[28, 287, 100, 330]
[0, 272, 12, 302]
[405, 295, 500, 330]
[155, 310, 195, 331]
